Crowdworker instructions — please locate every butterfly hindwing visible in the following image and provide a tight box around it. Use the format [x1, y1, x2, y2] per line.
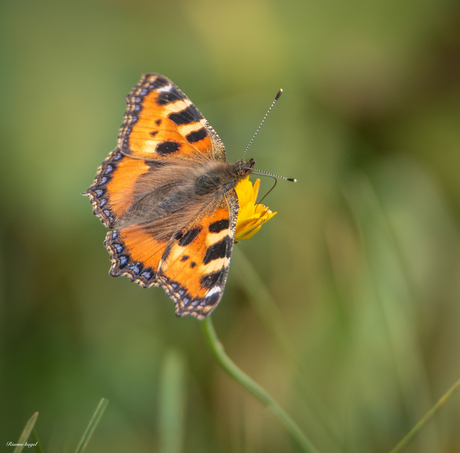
[157, 192, 239, 319]
[104, 223, 171, 287]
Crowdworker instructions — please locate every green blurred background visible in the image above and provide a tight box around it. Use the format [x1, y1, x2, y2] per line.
[1, 0, 460, 452]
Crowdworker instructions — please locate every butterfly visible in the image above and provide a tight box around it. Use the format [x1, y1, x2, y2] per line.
[85, 73, 266, 319]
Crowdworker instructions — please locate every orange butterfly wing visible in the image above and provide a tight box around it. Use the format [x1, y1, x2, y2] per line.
[103, 223, 168, 288]
[119, 73, 226, 161]
[157, 194, 238, 319]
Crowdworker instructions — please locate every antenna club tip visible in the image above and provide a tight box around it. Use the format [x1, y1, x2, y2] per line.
[288, 178, 297, 183]
[275, 89, 283, 100]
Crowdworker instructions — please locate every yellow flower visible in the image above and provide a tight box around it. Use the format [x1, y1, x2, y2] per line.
[234, 177, 276, 241]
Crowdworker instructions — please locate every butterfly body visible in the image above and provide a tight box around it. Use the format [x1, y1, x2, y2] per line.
[85, 73, 261, 319]
[116, 157, 256, 240]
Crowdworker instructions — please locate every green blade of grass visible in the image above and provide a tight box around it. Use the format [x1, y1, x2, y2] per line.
[32, 429, 43, 453]
[13, 412, 39, 453]
[158, 349, 187, 453]
[74, 398, 109, 453]
[389, 379, 460, 453]
[343, 172, 440, 451]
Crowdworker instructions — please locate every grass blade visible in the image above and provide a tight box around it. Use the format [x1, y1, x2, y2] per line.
[32, 429, 43, 453]
[158, 349, 187, 453]
[13, 412, 39, 453]
[74, 398, 109, 453]
[389, 379, 460, 453]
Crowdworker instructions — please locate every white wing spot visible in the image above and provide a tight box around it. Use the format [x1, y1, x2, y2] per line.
[156, 84, 172, 92]
[206, 286, 222, 299]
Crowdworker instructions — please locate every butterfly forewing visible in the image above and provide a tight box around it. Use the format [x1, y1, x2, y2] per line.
[119, 73, 226, 161]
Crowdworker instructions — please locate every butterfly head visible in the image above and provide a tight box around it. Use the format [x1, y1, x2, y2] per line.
[235, 158, 256, 179]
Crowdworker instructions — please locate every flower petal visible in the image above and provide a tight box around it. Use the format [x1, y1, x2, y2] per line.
[234, 177, 276, 241]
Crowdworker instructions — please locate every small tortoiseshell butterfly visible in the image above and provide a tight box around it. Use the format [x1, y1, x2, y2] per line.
[85, 74, 268, 319]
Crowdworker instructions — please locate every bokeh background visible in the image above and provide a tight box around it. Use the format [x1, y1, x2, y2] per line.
[1, 0, 460, 452]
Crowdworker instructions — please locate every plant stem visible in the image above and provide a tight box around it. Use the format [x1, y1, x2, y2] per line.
[201, 316, 321, 453]
[389, 379, 460, 453]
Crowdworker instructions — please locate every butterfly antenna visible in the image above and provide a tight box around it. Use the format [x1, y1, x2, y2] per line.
[242, 89, 283, 159]
[251, 168, 297, 204]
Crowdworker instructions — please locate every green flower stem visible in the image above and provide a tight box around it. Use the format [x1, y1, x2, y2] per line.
[201, 316, 321, 453]
[389, 379, 460, 453]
